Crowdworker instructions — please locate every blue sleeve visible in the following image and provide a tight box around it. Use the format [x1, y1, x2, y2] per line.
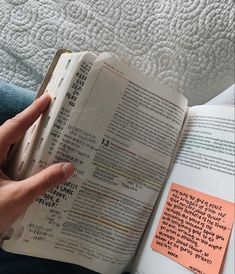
[0, 81, 35, 125]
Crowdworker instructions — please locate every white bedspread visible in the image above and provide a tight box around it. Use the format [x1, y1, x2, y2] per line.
[0, 0, 234, 105]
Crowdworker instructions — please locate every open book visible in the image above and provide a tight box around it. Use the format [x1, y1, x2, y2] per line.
[2, 49, 234, 274]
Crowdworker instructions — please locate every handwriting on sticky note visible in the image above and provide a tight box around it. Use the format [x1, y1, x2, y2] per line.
[151, 183, 234, 274]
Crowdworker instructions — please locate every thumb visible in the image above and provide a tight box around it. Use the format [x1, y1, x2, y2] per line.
[19, 162, 74, 205]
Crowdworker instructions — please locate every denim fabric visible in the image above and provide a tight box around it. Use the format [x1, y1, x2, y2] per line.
[0, 81, 35, 125]
[0, 249, 99, 274]
[0, 81, 99, 274]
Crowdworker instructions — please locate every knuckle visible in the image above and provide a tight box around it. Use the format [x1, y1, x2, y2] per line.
[42, 166, 63, 188]
[42, 169, 54, 188]
[10, 114, 26, 130]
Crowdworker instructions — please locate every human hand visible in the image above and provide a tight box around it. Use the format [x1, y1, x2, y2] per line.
[0, 94, 74, 234]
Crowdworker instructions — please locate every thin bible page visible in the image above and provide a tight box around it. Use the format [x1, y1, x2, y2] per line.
[3, 54, 187, 274]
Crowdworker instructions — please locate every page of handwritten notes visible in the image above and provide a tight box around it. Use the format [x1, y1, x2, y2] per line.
[151, 183, 234, 274]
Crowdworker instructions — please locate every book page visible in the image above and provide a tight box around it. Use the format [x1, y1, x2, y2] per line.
[3, 53, 187, 274]
[205, 84, 235, 105]
[132, 106, 234, 274]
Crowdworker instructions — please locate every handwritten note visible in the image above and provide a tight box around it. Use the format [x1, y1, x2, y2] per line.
[151, 183, 234, 274]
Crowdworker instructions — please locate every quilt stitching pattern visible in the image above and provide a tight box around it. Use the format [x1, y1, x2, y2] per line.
[0, 0, 234, 105]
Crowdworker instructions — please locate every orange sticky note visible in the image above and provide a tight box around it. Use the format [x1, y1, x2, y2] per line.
[151, 183, 234, 274]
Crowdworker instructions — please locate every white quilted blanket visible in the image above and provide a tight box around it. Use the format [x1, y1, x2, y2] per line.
[0, 0, 234, 105]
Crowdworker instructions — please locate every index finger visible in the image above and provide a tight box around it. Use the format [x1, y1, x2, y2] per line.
[0, 94, 51, 148]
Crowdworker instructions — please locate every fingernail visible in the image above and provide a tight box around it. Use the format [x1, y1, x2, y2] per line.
[62, 163, 74, 179]
[37, 93, 51, 102]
